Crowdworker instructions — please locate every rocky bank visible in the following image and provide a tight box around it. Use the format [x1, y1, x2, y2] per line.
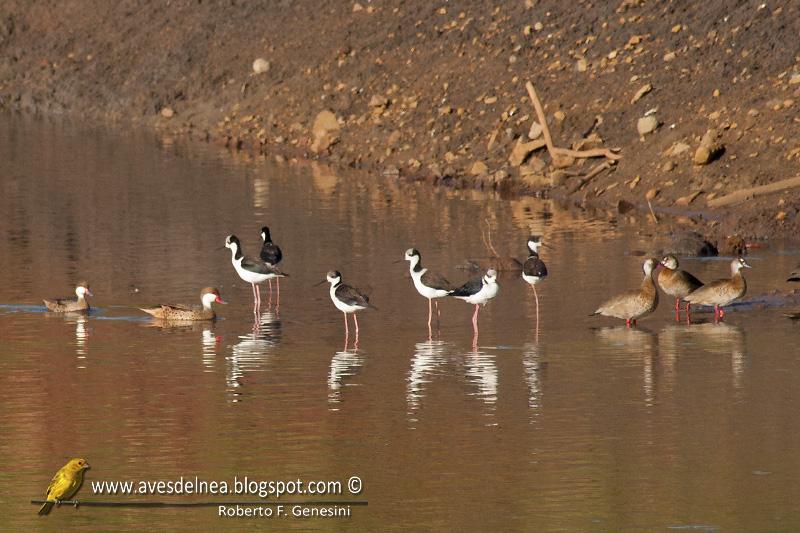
[1, 0, 799, 246]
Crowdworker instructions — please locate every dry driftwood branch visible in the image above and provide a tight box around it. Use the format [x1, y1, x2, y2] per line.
[647, 199, 659, 224]
[481, 218, 501, 258]
[569, 160, 615, 193]
[707, 176, 800, 208]
[525, 81, 622, 161]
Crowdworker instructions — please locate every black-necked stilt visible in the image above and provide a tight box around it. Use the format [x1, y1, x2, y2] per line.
[450, 269, 499, 335]
[684, 257, 750, 322]
[139, 287, 226, 321]
[225, 234, 287, 310]
[404, 248, 453, 332]
[43, 282, 93, 312]
[657, 254, 704, 321]
[591, 258, 659, 327]
[521, 236, 548, 334]
[317, 270, 375, 343]
[260, 226, 284, 298]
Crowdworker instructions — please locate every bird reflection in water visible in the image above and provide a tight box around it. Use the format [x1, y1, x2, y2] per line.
[407, 339, 449, 416]
[522, 342, 544, 412]
[143, 318, 221, 373]
[328, 348, 365, 407]
[659, 321, 746, 389]
[226, 310, 281, 402]
[201, 325, 220, 372]
[464, 344, 499, 423]
[594, 326, 657, 406]
[63, 313, 89, 366]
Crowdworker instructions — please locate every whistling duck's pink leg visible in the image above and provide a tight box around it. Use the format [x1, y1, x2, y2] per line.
[675, 298, 680, 312]
[625, 319, 631, 328]
[685, 303, 692, 324]
[719, 307, 725, 319]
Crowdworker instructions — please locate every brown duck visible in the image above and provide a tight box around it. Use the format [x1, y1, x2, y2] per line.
[139, 287, 226, 321]
[591, 258, 659, 327]
[43, 282, 92, 312]
[657, 254, 704, 315]
[684, 257, 750, 320]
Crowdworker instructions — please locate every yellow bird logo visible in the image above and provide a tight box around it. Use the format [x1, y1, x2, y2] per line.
[38, 458, 91, 515]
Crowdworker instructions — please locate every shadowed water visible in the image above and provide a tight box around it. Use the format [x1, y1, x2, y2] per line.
[2, 117, 800, 531]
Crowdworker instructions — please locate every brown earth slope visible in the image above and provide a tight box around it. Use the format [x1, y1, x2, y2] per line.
[1, 1, 799, 243]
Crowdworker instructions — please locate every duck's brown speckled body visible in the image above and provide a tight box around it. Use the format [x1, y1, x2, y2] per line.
[684, 257, 750, 320]
[592, 259, 659, 327]
[44, 282, 92, 312]
[139, 287, 226, 321]
[657, 255, 704, 314]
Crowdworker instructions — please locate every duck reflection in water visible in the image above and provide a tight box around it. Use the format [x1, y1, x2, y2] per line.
[63, 313, 89, 362]
[658, 321, 746, 389]
[407, 338, 449, 413]
[594, 326, 657, 405]
[226, 310, 282, 402]
[201, 324, 220, 372]
[328, 348, 365, 406]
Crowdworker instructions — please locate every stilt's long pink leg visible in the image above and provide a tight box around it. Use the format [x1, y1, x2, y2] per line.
[428, 298, 433, 329]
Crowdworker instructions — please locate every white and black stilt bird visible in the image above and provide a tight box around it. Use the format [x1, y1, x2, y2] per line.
[259, 226, 283, 298]
[404, 248, 453, 331]
[521, 236, 548, 333]
[225, 234, 287, 309]
[317, 270, 375, 342]
[449, 269, 499, 334]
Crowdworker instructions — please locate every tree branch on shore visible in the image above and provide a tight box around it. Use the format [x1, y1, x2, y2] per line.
[525, 81, 622, 162]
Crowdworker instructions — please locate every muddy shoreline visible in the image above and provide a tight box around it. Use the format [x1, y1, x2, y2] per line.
[1, 1, 799, 246]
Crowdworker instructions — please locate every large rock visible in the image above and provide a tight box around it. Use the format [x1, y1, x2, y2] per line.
[252, 58, 270, 74]
[662, 231, 718, 257]
[637, 115, 659, 135]
[311, 110, 340, 153]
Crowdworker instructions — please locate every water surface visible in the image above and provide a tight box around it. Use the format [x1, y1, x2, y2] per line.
[2, 117, 800, 531]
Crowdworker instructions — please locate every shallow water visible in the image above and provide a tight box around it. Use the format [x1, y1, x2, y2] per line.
[2, 117, 800, 531]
